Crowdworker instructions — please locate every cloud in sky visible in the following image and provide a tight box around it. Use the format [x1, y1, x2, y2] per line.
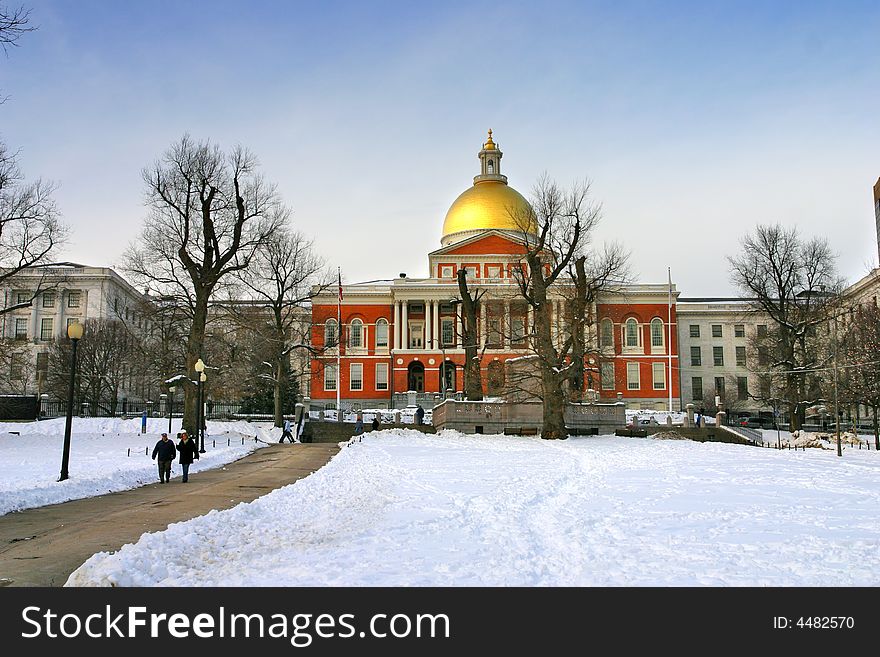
[3, 0, 879, 295]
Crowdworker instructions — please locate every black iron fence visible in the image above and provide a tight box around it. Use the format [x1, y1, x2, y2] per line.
[36, 399, 272, 421]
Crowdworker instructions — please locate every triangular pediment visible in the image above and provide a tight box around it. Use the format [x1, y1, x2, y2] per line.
[429, 230, 528, 257]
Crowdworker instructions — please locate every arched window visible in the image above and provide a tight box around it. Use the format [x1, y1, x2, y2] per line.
[650, 318, 664, 348]
[375, 318, 389, 348]
[487, 159, 495, 174]
[324, 319, 338, 348]
[348, 318, 363, 349]
[625, 318, 639, 348]
[600, 318, 614, 348]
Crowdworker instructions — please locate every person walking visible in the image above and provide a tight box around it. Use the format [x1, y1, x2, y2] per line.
[415, 405, 425, 426]
[371, 416, 380, 431]
[354, 414, 364, 436]
[151, 432, 177, 483]
[279, 417, 294, 443]
[177, 430, 199, 483]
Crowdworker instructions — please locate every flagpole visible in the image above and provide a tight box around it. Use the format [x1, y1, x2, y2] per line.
[337, 266, 342, 418]
[668, 266, 673, 413]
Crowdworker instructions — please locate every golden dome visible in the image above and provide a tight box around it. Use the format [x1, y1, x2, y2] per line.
[441, 180, 535, 245]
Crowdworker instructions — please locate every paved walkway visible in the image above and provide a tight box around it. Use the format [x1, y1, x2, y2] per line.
[0, 443, 339, 587]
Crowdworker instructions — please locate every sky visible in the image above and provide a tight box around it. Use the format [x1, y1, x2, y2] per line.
[2, 0, 879, 296]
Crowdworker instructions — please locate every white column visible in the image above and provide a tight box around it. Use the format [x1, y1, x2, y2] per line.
[433, 301, 440, 351]
[425, 299, 432, 350]
[393, 301, 400, 350]
[401, 302, 409, 350]
[55, 289, 65, 339]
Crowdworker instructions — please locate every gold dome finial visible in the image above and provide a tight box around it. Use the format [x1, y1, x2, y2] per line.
[483, 128, 496, 150]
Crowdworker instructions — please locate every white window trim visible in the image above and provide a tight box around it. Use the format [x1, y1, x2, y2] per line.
[408, 321, 424, 349]
[375, 318, 389, 351]
[324, 319, 339, 352]
[626, 362, 640, 390]
[650, 318, 665, 354]
[652, 362, 666, 390]
[349, 363, 363, 392]
[323, 364, 338, 392]
[375, 363, 389, 391]
[622, 319, 641, 353]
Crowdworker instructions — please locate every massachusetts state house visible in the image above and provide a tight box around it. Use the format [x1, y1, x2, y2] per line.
[310, 131, 680, 411]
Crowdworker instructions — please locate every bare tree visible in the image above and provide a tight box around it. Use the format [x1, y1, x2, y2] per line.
[46, 319, 137, 415]
[455, 267, 486, 401]
[509, 176, 605, 439]
[0, 140, 66, 313]
[0, 4, 33, 55]
[729, 224, 843, 430]
[123, 135, 286, 431]
[838, 303, 880, 449]
[233, 227, 329, 426]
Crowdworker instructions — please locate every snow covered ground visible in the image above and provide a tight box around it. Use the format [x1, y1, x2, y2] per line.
[68, 429, 880, 587]
[0, 417, 275, 516]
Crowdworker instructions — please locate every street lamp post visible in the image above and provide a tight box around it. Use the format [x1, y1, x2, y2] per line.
[59, 321, 84, 482]
[194, 358, 205, 452]
[199, 372, 207, 453]
[167, 386, 175, 435]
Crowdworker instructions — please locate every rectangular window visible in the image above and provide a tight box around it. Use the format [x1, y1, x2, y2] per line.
[14, 318, 27, 339]
[689, 324, 700, 338]
[375, 363, 389, 391]
[652, 362, 666, 390]
[601, 362, 615, 390]
[36, 352, 49, 376]
[323, 364, 337, 392]
[42, 292, 55, 308]
[760, 378, 771, 398]
[711, 324, 722, 338]
[40, 318, 54, 341]
[463, 266, 477, 279]
[757, 324, 767, 337]
[737, 376, 749, 401]
[16, 292, 29, 305]
[441, 318, 455, 346]
[691, 376, 703, 401]
[734, 324, 745, 338]
[690, 346, 701, 366]
[440, 265, 454, 279]
[651, 320, 663, 347]
[758, 347, 769, 366]
[350, 363, 363, 391]
[486, 265, 501, 279]
[600, 320, 614, 347]
[713, 346, 724, 366]
[735, 346, 746, 367]
[408, 323, 423, 349]
[409, 303, 424, 314]
[511, 317, 526, 346]
[67, 291, 82, 308]
[715, 377, 725, 397]
[487, 318, 502, 347]
[626, 362, 640, 390]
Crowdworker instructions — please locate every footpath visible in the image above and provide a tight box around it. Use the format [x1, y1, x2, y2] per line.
[0, 443, 339, 587]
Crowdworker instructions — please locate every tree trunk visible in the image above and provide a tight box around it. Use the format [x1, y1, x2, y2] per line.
[532, 268, 567, 439]
[274, 358, 284, 427]
[457, 269, 483, 401]
[183, 291, 209, 433]
[873, 404, 879, 451]
[568, 256, 588, 400]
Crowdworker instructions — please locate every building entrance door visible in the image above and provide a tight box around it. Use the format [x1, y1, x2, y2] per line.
[407, 362, 425, 393]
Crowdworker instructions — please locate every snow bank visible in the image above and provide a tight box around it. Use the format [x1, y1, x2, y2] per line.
[68, 429, 880, 587]
[0, 418, 274, 515]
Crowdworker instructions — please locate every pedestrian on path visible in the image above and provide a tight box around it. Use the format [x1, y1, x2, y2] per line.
[151, 433, 176, 483]
[354, 414, 364, 436]
[279, 418, 295, 443]
[371, 416, 380, 431]
[177, 431, 199, 483]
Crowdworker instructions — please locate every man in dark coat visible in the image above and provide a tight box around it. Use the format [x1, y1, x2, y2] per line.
[371, 416, 380, 431]
[415, 405, 425, 425]
[177, 430, 199, 483]
[151, 433, 177, 483]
